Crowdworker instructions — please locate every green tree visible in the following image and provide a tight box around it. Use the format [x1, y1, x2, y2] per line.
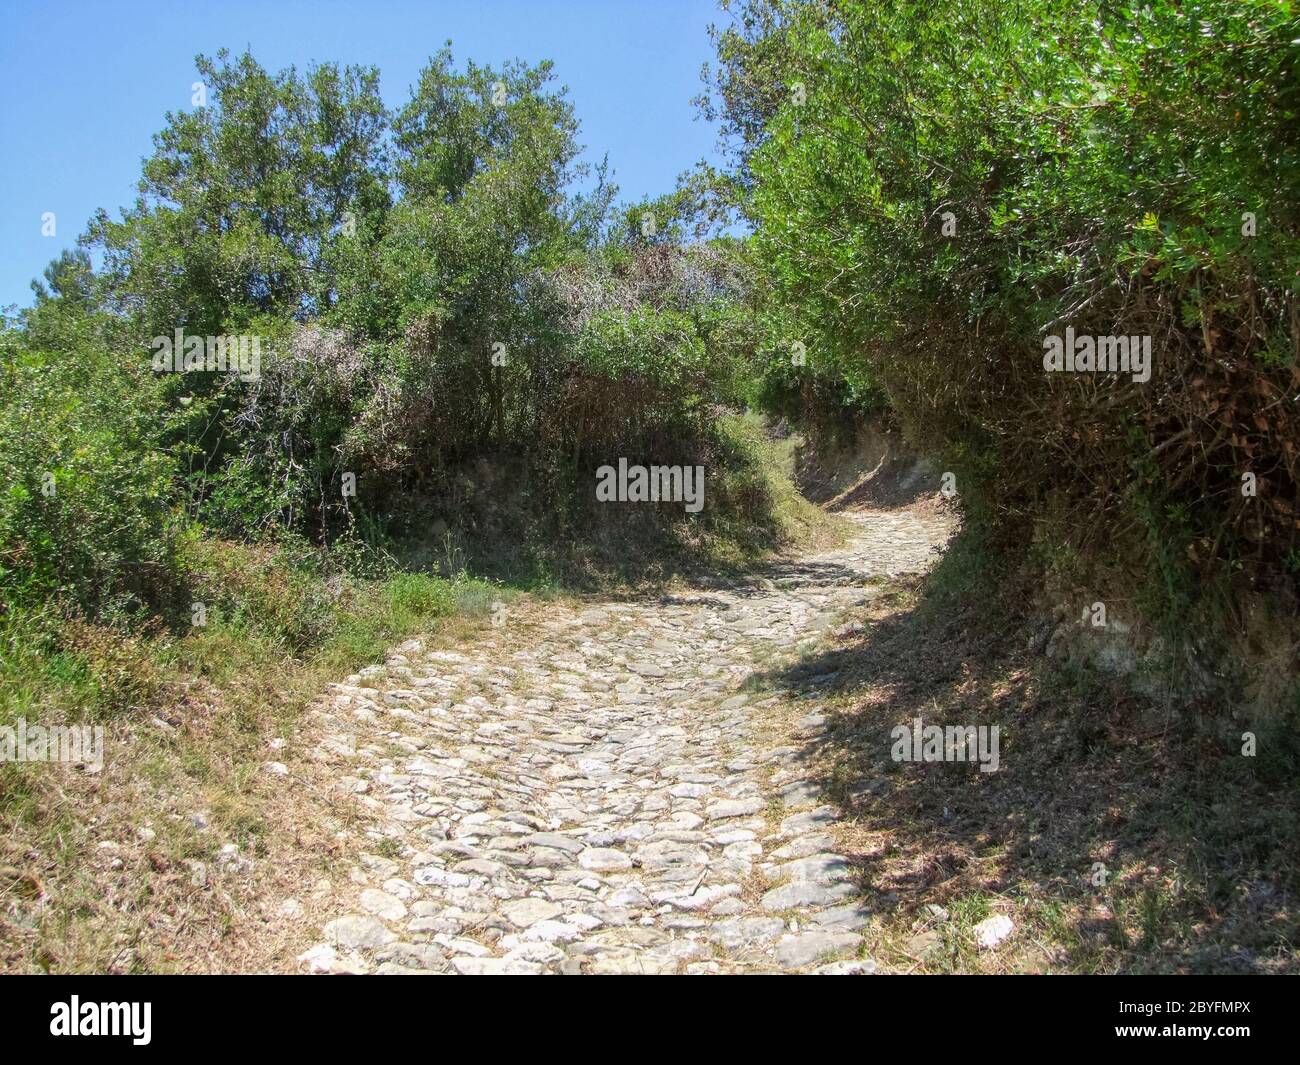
[88, 49, 387, 337]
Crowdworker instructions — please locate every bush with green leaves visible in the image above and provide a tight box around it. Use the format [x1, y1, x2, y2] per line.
[704, 0, 1300, 637]
[0, 334, 178, 620]
[0, 40, 816, 656]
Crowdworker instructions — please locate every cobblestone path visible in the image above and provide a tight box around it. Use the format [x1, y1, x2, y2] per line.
[298, 508, 950, 974]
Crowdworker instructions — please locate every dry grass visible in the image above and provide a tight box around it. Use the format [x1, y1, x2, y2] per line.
[749, 521, 1300, 975]
[0, 577, 504, 974]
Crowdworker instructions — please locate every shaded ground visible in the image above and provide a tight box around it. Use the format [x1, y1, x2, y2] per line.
[794, 425, 939, 511]
[746, 535, 1300, 974]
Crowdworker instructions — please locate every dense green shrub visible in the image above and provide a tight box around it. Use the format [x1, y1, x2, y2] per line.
[705, 0, 1300, 629]
[0, 41, 819, 667]
[0, 336, 178, 620]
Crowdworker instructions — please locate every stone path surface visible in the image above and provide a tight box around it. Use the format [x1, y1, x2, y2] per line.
[298, 507, 951, 974]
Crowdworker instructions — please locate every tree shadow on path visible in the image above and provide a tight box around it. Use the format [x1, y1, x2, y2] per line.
[740, 543, 1300, 974]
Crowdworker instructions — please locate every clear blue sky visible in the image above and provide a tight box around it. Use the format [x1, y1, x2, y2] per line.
[0, 0, 727, 311]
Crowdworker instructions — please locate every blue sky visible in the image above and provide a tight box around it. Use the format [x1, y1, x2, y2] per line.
[0, 0, 727, 311]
